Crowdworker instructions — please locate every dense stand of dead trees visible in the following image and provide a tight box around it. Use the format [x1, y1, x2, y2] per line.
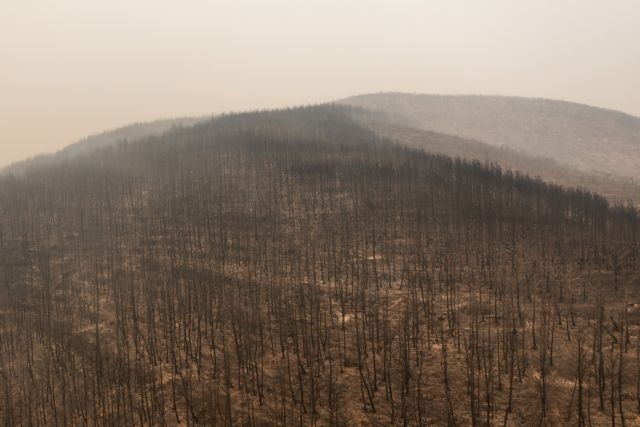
[0, 106, 639, 425]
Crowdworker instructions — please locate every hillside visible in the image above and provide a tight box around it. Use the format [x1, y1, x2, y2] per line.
[0, 105, 638, 425]
[2, 116, 204, 175]
[363, 121, 640, 205]
[7, 99, 638, 206]
[340, 93, 640, 182]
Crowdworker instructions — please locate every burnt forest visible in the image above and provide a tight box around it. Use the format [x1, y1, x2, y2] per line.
[1, 105, 639, 426]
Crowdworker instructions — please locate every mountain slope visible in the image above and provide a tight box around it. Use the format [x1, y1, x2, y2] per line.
[2, 116, 205, 175]
[0, 105, 638, 425]
[340, 93, 640, 182]
[363, 121, 640, 205]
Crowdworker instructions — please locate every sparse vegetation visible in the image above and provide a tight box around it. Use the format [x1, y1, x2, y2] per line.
[342, 93, 640, 185]
[0, 106, 638, 425]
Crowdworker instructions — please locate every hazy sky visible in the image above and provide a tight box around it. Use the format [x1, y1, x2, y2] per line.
[2, 0, 639, 167]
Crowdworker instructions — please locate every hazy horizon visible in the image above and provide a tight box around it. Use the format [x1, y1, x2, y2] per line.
[3, 0, 639, 167]
[2, 4, 640, 425]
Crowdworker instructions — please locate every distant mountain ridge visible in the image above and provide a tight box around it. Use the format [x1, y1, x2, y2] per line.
[362, 121, 640, 205]
[339, 93, 640, 182]
[2, 116, 205, 175]
[4, 93, 639, 204]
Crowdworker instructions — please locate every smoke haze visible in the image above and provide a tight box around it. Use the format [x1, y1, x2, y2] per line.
[2, 0, 639, 167]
